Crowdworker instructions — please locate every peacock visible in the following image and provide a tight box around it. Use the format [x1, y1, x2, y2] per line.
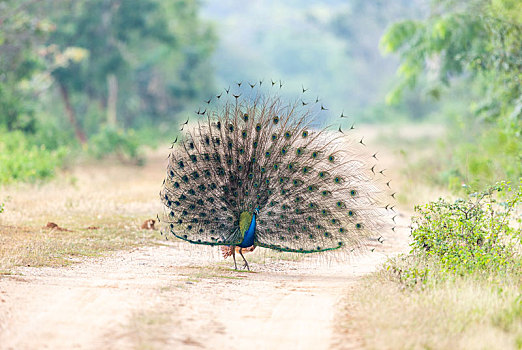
[159, 81, 394, 270]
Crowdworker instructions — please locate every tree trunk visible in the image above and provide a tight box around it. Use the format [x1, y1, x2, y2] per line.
[106, 74, 118, 127]
[58, 82, 87, 145]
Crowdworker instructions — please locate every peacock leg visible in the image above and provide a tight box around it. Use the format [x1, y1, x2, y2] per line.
[238, 248, 250, 271]
[231, 247, 238, 270]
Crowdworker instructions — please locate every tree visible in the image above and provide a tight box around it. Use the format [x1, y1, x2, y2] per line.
[381, 0, 522, 188]
[381, 0, 522, 123]
[0, 0, 50, 132]
[46, 0, 215, 142]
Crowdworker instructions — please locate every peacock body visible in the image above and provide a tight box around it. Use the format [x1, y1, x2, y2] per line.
[160, 82, 393, 269]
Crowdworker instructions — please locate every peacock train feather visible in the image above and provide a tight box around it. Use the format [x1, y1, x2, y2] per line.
[160, 82, 394, 269]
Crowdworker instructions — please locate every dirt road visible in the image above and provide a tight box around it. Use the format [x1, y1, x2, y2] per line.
[0, 221, 408, 350]
[0, 129, 413, 349]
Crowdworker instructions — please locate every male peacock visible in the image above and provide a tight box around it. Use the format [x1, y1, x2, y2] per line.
[160, 82, 394, 270]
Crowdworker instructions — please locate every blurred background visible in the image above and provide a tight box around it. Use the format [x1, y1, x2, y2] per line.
[0, 0, 520, 195]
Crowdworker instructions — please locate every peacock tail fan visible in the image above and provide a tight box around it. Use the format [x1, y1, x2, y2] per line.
[159, 81, 394, 255]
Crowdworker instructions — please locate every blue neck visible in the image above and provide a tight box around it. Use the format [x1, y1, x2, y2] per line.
[238, 213, 256, 248]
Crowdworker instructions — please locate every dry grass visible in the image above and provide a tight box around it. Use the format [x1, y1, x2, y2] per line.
[0, 145, 313, 274]
[123, 309, 175, 350]
[179, 265, 250, 281]
[0, 149, 168, 272]
[0, 224, 157, 271]
[359, 123, 451, 208]
[347, 272, 522, 349]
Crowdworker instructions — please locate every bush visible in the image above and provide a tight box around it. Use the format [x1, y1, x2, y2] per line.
[0, 130, 68, 184]
[31, 116, 79, 152]
[388, 181, 521, 286]
[412, 181, 521, 273]
[88, 126, 144, 165]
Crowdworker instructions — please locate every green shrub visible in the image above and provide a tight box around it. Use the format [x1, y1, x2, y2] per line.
[388, 181, 521, 286]
[88, 126, 144, 165]
[412, 181, 521, 273]
[0, 130, 67, 184]
[0, 202, 4, 214]
[32, 116, 79, 152]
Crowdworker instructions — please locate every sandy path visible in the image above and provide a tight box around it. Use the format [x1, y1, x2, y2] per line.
[0, 215, 409, 350]
[0, 129, 413, 350]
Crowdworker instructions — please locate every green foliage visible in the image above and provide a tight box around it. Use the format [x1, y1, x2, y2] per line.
[0, 130, 67, 184]
[444, 118, 522, 192]
[0, 82, 37, 132]
[411, 181, 521, 273]
[31, 116, 79, 152]
[381, 0, 522, 117]
[0, 0, 214, 182]
[381, 0, 522, 189]
[46, 0, 215, 128]
[388, 181, 521, 286]
[88, 127, 144, 165]
[0, 0, 53, 132]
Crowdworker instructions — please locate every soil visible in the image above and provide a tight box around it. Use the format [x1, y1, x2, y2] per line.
[0, 216, 409, 350]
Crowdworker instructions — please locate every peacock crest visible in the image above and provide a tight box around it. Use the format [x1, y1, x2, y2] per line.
[160, 81, 394, 269]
